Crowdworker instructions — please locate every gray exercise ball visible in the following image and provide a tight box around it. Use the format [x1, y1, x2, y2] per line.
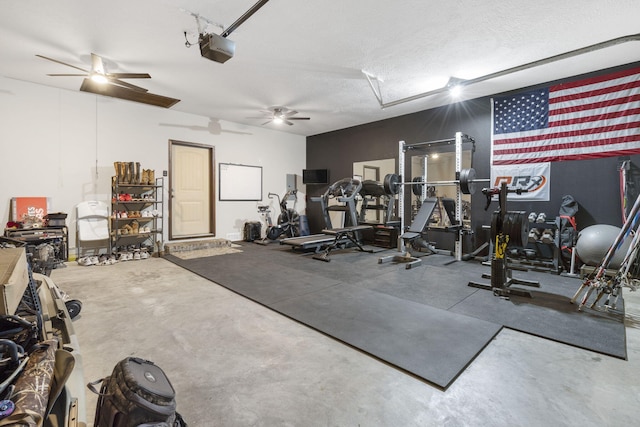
[575, 224, 631, 269]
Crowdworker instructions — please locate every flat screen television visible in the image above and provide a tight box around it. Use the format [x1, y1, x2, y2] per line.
[302, 169, 329, 184]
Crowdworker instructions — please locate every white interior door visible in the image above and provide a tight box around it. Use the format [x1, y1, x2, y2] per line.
[169, 141, 215, 239]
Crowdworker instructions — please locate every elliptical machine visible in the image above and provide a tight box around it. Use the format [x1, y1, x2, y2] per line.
[257, 190, 300, 243]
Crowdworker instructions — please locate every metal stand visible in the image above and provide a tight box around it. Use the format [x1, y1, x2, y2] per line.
[467, 183, 539, 298]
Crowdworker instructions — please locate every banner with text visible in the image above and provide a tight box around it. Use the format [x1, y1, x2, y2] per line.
[490, 162, 550, 201]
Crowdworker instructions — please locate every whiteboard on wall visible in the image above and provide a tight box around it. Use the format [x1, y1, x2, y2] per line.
[219, 163, 262, 201]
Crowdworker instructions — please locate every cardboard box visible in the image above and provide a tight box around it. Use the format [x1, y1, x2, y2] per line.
[0, 248, 29, 315]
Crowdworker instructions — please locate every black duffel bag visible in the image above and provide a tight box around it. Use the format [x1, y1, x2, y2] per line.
[89, 357, 186, 427]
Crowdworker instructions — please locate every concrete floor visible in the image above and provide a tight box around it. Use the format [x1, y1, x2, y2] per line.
[51, 256, 640, 427]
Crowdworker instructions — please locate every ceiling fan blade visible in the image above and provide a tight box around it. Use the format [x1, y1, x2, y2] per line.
[46, 73, 88, 77]
[284, 120, 294, 126]
[282, 110, 299, 117]
[36, 54, 89, 73]
[109, 78, 149, 92]
[288, 117, 310, 120]
[107, 73, 152, 79]
[261, 120, 273, 125]
[91, 53, 106, 74]
[80, 78, 180, 108]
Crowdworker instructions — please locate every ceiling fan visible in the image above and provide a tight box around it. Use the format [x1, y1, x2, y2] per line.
[250, 106, 310, 126]
[36, 53, 180, 108]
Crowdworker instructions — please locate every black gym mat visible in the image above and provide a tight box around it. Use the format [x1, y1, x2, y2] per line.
[164, 241, 627, 387]
[270, 283, 501, 388]
[448, 270, 627, 359]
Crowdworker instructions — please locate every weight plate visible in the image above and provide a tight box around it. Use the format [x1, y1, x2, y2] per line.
[460, 168, 476, 195]
[490, 210, 500, 241]
[383, 173, 400, 195]
[504, 210, 528, 247]
[412, 176, 424, 196]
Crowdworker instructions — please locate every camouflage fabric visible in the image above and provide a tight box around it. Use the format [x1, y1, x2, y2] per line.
[0, 338, 57, 427]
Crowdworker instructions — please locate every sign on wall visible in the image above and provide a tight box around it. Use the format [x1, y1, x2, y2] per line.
[490, 162, 550, 201]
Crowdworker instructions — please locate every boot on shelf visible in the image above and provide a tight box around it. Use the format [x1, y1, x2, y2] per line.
[128, 162, 135, 184]
[135, 162, 141, 185]
[141, 169, 149, 185]
[147, 169, 155, 185]
[114, 162, 120, 184]
[121, 162, 129, 184]
[118, 162, 128, 184]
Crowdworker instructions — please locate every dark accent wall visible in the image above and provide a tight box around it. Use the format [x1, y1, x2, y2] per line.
[306, 62, 640, 250]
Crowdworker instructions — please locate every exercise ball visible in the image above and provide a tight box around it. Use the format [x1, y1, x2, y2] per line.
[575, 224, 631, 269]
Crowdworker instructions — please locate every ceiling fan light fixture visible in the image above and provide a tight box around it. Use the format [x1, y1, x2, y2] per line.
[90, 73, 108, 84]
[273, 116, 284, 124]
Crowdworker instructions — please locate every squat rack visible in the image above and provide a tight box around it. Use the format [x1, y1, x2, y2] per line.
[397, 131, 476, 261]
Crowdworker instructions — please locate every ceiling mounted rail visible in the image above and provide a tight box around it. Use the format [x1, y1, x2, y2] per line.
[221, 0, 270, 38]
[364, 33, 640, 109]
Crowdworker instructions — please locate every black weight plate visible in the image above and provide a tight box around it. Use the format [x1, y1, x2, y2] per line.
[383, 173, 400, 195]
[503, 210, 527, 247]
[412, 176, 424, 196]
[490, 210, 500, 241]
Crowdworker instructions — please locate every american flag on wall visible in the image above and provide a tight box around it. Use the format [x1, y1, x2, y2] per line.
[491, 66, 640, 165]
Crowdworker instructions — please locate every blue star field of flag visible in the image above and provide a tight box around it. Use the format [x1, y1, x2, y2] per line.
[493, 88, 549, 134]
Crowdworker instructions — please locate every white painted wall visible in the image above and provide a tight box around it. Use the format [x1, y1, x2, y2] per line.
[0, 76, 306, 252]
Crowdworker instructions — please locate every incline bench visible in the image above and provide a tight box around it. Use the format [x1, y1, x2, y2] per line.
[378, 198, 438, 269]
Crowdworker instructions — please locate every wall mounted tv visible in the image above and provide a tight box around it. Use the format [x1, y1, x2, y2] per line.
[303, 169, 329, 184]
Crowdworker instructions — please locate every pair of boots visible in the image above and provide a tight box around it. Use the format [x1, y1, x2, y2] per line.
[120, 220, 139, 235]
[114, 162, 141, 184]
[140, 169, 155, 186]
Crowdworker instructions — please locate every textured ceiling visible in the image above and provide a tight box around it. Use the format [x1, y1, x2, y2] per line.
[1, 0, 640, 136]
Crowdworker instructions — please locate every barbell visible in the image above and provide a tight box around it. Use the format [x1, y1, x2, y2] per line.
[382, 168, 489, 196]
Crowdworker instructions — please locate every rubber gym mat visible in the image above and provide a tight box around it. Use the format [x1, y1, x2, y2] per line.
[164, 241, 627, 387]
[270, 282, 502, 389]
[164, 248, 501, 388]
[163, 252, 341, 306]
[448, 272, 627, 359]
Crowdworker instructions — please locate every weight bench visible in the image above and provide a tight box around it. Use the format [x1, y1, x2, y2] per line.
[312, 225, 374, 262]
[378, 198, 439, 269]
